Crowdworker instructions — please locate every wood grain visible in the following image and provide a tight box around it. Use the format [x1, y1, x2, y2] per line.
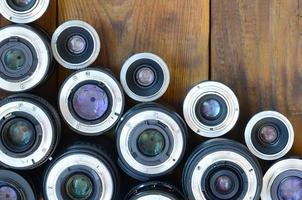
[211, 0, 302, 156]
[57, 0, 209, 111]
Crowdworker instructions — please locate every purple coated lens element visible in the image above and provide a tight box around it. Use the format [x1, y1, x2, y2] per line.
[0, 186, 18, 200]
[215, 175, 233, 194]
[279, 177, 302, 200]
[201, 99, 221, 120]
[72, 84, 109, 121]
[259, 125, 278, 144]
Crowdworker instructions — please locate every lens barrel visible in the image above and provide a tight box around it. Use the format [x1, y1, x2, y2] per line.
[183, 81, 239, 138]
[183, 138, 262, 200]
[0, 93, 61, 169]
[0, 24, 52, 92]
[116, 103, 187, 181]
[120, 53, 170, 102]
[43, 143, 119, 200]
[0, 0, 49, 23]
[52, 20, 101, 70]
[59, 67, 124, 136]
[125, 181, 184, 200]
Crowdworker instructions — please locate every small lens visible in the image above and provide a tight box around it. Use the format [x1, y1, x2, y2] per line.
[138, 129, 165, 157]
[279, 177, 302, 200]
[67, 35, 87, 55]
[201, 99, 221, 120]
[7, 120, 34, 148]
[259, 125, 278, 144]
[72, 84, 109, 121]
[66, 174, 93, 200]
[215, 175, 233, 194]
[4, 49, 25, 71]
[135, 67, 155, 87]
[11, 0, 34, 7]
[0, 186, 18, 200]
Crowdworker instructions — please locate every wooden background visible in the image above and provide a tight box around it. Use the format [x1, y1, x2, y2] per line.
[1, 0, 302, 198]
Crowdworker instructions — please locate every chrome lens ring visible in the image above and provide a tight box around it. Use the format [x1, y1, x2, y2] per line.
[125, 181, 184, 200]
[183, 139, 262, 200]
[0, 25, 51, 92]
[183, 81, 239, 138]
[52, 20, 101, 70]
[245, 111, 294, 160]
[0, 94, 60, 169]
[261, 158, 302, 200]
[120, 53, 170, 102]
[0, 169, 36, 200]
[59, 68, 124, 136]
[0, 0, 49, 23]
[116, 103, 186, 180]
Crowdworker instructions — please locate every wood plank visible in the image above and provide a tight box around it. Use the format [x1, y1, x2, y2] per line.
[211, 0, 302, 155]
[0, 1, 58, 103]
[57, 0, 209, 111]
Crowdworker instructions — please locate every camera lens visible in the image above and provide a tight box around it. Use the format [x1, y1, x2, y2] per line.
[0, 0, 49, 23]
[262, 158, 302, 200]
[116, 103, 187, 181]
[183, 81, 239, 138]
[120, 53, 170, 102]
[52, 20, 101, 70]
[245, 111, 294, 160]
[0, 94, 61, 169]
[0, 24, 52, 92]
[0, 169, 36, 200]
[125, 182, 184, 200]
[59, 68, 124, 136]
[183, 138, 262, 200]
[43, 143, 119, 200]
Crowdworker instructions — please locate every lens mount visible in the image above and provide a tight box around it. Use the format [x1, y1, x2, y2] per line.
[59, 68, 124, 136]
[116, 103, 187, 181]
[183, 81, 239, 138]
[245, 111, 294, 160]
[52, 20, 101, 70]
[0, 25, 51, 92]
[261, 158, 302, 200]
[183, 138, 262, 200]
[120, 53, 170, 102]
[0, 0, 49, 23]
[44, 144, 118, 200]
[0, 94, 61, 169]
[125, 181, 184, 200]
[0, 169, 36, 200]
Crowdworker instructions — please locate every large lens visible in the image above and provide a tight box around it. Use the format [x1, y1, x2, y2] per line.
[59, 68, 124, 136]
[43, 143, 119, 200]
[183, 81, 239, 138]
[137, 129, 165, 157]
[72, 84, 109, 121]
[6, 119, 35, 149]
[0, 94, 61, 169]
[120, 53, 170, 102]
[183, 138, 262, 200]
[4, 49, 25, 71]
[262, 159, 302, 200]
[66, 174, 93, 200]
[245, 111, 294, 160]
[0, 186, 18, 200]
[116, 103, 187, 181]
[0, 25, 52, 92]
[0, 0, 49, 23]
[52, 20, 100, 70]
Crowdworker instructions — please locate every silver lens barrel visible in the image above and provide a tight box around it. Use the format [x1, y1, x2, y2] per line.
[120, 53, 170, 102]
[59, 68, 124, 136]
[245, 111, 294, 160]
[0, 25, 52, 92]
[261, 158, 302, 200]
[183, 81, 239, 138]
[0, 0, 49, 23]
[52, 20, 101, 70]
